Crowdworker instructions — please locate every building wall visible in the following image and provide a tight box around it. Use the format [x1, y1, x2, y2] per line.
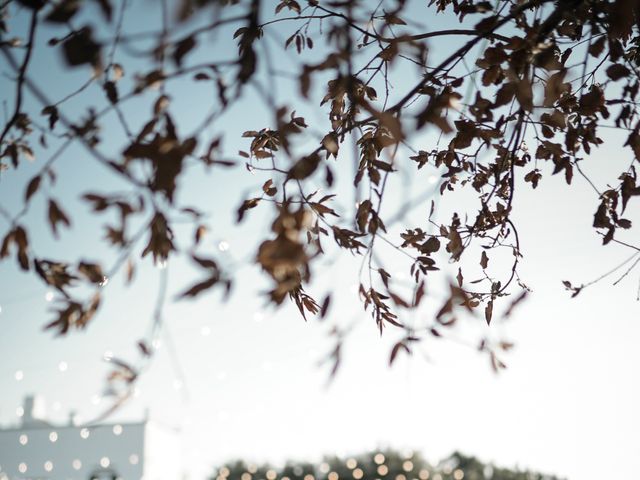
[0, 422, 145, 480]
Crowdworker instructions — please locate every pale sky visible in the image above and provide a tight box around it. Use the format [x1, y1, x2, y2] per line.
[1, 1, 639, 479]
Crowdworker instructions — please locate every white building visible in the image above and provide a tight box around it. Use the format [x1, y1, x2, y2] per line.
[0, 396, 182, 480]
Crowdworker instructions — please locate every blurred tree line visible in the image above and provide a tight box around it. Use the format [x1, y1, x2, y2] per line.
[210, 449, 563, 480]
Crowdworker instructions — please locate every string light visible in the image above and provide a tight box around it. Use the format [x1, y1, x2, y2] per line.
[100, 457, 110, 468]
[80, 428, 90, 439]
[44, 461, 53, 472]
[418, 469, 429, 480]
[48, 431, 58, 443]
[328, 472, 339, 480]
[72, 459, 82, 470]
[403, 461, 414, 472]
[18, 463, 27, 474]
[374, 454, 385, 465]
[129, 454, 139, 465]
[353, 469, 363, 479]
[377, 465, 389, 476]
[346, 459, 357, 469]
[218, 241, 229, 252]
[453, 470, 464, 480]
[266, 470, 277, 480]
[18, 434, 28, 445]
[483, 466, 494, 478]
[113, 425, 123, 435]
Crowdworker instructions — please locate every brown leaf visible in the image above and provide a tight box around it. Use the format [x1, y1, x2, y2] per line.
[173, 35, 197, 67]
[237, 198, 260, 222]
[103, 81, 118, 104]
[288, 153, 321, 180]
[78, 261, 105, 284]
[515, 77, 533, 112]
[262, 179, 277, 196]
[125, 259, 135, 285]
[480, 251, 489, 269]
[62, 27, 101, 68]
[48, 199, 71, 238]
[320, 294, 331, 319]
[389, 341, 411, 365]
[45, 0, 80, 23]
[485, 300, 493, 325]
[24, 175, 41, 202]
[95, 0, 112, 21]
[606, 64, 630, 81]
[179, 276, 218, 298]
[504, 290, 528, 318]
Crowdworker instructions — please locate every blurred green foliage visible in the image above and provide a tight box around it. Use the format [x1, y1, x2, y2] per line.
[210, 449, 563, 480]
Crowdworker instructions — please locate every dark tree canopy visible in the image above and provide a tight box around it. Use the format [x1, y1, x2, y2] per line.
[1, 0, 640, 402]
[210, 449, 564, 480]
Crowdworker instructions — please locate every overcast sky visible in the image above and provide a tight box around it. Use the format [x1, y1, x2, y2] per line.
[1, 1, 639, 479]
